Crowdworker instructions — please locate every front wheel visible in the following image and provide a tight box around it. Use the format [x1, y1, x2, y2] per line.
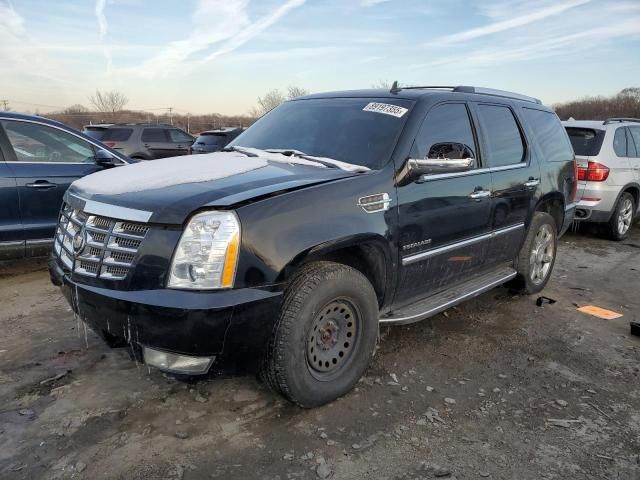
[511, 212, 558, 294]
[261, 262, 379, 408]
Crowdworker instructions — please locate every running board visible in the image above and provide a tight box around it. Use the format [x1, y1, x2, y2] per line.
[379, 266, 517, 325]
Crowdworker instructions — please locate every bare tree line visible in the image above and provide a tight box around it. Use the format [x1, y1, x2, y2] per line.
[41, 86, 640, 134]
[553, 87, 640, 120]
[42, 87, 310, 133]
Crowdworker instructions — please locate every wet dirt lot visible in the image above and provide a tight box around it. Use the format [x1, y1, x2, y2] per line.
[1, 226, 639, 480]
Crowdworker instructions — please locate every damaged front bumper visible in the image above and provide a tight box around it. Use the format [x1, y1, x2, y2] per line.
[49, 259, 282, 375]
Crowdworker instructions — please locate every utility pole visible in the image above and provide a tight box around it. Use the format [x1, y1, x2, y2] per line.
[0, 99, 9, 111]
[168, 107, 173, 125]
[187, 113, 190, 134]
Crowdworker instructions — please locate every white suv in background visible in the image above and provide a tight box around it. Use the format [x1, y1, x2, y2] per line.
[563, 118, 640, 240]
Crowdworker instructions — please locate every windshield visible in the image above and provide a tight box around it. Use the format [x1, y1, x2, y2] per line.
[229, 98, 413, 169]
[565, 127, 605, 156]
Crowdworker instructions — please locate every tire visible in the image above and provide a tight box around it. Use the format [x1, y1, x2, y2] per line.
[511, 212, 558, 294]
[603, 192, 635, 241]
[261, 261, 379, 408]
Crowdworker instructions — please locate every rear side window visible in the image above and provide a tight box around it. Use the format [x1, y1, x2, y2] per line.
[141, 128, 167, 142]
[629, 127, 640, 157]
[626, 128, 638, 157]
[564, 127, 605, 156]
[102, 128, 132, 142]
[411, 103, 478, 167]
[613, 128, 628, 157]
[521, 108, 573, 163]
[476, 105, 525, 167]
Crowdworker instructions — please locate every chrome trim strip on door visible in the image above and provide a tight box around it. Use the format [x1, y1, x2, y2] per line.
[416, 162, 527, 182]
[379, 270, 517, 325]
[402, 223, 525, 266]
[66, 193, 153, 223]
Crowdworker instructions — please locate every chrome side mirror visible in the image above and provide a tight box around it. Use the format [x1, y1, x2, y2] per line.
[407, 156, 474, 175]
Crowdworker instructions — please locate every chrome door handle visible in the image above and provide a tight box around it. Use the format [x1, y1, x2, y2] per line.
[469, 190, 492, 199]
[25, 181, 56, 189]
[524, 178, 540, 188]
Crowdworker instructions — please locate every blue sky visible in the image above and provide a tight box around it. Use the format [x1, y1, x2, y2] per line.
[1, 0, 639, 115]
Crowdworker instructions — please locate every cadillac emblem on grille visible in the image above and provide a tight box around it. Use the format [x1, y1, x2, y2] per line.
[72, 228, 87, 255]
[54, 202, 149, 281]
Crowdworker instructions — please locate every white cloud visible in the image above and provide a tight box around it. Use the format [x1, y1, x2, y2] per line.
[95, 0, 112, 72]
[415, 19, 640, 70]
[95, 0, 107, 37]
[427, 0, 591, 46]
[0, 2, 76, 85]
[360, 0, 392, 6]
[134, 0, 306, 78]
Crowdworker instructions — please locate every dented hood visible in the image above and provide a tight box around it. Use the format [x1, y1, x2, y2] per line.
[68, 151, 359, 224]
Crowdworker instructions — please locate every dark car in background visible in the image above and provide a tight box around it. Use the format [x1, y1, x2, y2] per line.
[1, 112, 130, 260]
[189, 128, 244, 154]
[83, 123, 194, 160]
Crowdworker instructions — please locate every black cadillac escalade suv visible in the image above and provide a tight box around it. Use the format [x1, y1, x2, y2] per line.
[49, 85, 577, 407]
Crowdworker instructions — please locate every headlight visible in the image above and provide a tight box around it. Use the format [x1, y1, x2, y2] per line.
[168, 211, 240, 290]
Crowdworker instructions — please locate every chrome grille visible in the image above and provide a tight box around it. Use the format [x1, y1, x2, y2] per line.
[54, 202, 149, 280]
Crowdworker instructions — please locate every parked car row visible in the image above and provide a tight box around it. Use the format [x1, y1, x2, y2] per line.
[81, 124, 243, 160]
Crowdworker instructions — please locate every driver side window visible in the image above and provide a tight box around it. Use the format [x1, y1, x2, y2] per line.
[410, 103, 478, 169]
[1, 120, 96, 163]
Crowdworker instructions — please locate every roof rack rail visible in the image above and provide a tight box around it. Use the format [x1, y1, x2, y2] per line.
[387, 82, 542, 104]
[109, 122, 175, 127]
[453, 86, 542, 104]
[603, 117, 640, 125]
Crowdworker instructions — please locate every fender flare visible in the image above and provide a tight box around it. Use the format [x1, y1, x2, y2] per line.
[277, 233, 397, 309]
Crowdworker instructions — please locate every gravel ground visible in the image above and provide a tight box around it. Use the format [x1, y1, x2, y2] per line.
[1, 226, 639, 480]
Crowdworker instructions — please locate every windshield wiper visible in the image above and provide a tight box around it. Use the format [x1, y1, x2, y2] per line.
[265, 149, 340, 169]
[222, 146, 259, 157]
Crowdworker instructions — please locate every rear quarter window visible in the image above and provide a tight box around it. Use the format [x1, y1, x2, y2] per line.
[102, 128, 133, 142]
[521, 108, 573, 162]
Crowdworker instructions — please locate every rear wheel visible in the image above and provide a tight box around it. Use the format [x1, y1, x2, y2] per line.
[511, 212, 558, 294]
[261, 262, 378, 408]
[604, 192, 634, 241]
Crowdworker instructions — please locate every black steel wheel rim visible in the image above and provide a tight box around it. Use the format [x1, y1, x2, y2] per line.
[306, 298, 361, 381]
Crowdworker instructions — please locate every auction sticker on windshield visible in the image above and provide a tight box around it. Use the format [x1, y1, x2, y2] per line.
[363, 102, 408, 118]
